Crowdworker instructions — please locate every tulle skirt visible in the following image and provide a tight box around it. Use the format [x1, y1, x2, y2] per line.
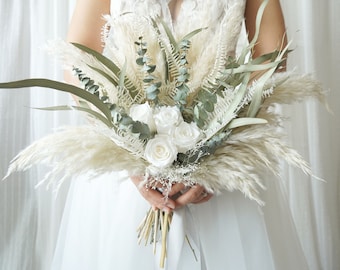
[51, 171, 309, 270]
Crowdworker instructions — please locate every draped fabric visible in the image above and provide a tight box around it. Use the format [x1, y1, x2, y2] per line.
[0, 1, 77, 269]
[281, 2, 340, 269]
[0, 1, 339, 269]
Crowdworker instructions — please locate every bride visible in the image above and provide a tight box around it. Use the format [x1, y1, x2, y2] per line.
[51, 0, 309, 269]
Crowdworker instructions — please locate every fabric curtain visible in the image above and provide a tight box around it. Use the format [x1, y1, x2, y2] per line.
[281, 2, 340, 269]
[0, 1, 77, 269]
[0, 1, 339, 269]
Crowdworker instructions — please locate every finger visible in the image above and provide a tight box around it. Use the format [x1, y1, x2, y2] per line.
[131, 176, 175, 212]
[140, 187, 176, 212]
[174, 185, 205, 208]
[192, 193, 213, 204]
[166, 182, 186, 197]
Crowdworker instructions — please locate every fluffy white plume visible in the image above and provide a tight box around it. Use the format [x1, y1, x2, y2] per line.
[191, 124, 312, 205]
[4, 125, 147, 190]
[263, 72, 328, 107]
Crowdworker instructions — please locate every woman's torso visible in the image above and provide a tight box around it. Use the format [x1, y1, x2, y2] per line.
[109, 0, 247, 38]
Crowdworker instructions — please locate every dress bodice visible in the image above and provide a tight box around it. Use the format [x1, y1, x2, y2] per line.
[109, 0, 246, 41]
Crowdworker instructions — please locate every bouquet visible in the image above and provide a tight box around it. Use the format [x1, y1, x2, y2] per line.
[0, 0, 325, 267]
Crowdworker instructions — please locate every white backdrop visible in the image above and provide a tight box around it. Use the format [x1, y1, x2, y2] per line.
[0, 1, 339, 269]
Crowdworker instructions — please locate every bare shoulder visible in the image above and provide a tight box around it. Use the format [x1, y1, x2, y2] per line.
[67, 0, 111, 52]
[244, 0, 287, 57]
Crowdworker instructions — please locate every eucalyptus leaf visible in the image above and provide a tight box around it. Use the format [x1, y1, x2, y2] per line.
[136, 57, 144, 66]
[131, 121, 151, 140]
[203, 101, 214, 112]
[198, 108, 208, 120]
[177, 74, 189, 83]
[143, 76, 155, 83]
[137, 48, 147, 56]
[146, 84, 158, 93]
[120, 116, 134, 126]
[145, 65, 156, 73]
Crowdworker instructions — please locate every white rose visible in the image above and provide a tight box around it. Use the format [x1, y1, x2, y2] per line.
[171, 122, 202, 153]
[129, 102, 156, 132]
[153, 106, 183, 134]
[144, 135, 178, 168]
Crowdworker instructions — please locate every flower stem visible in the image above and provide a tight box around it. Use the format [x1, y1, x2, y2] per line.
[160, 211, 169, 268]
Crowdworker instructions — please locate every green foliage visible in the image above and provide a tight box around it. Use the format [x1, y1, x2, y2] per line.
[73, 67, 100, 96]
[135, 36, 161, 104]
[0, 78, 113, 126]
[110, 104, 151, 140]
[72, 43, 139, 99]
[173, 40, 191, 110]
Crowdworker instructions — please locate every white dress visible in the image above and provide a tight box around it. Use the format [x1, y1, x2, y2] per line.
[51, 1, 309, 269]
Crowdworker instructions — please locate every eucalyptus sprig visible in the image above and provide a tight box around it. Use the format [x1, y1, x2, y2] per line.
[110, 104, 151, 140]
[135, 36, 162, 105]
[173, 39, 191, 110]
[73, 67, 100, 96]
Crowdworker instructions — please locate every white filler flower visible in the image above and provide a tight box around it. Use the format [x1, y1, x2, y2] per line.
[144, 135, 178, 168]
[153, 106, 183, 134]
[171, 121, 201, 153]
[129, 102, 156, 132]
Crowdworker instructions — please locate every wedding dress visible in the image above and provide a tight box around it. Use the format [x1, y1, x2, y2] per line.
[51, 1, 309, 269]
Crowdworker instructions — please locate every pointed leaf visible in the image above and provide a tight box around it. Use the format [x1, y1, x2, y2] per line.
[0, 78, 112, 123]
[34, 105, 113, 127]
[227, 117, 267, 129]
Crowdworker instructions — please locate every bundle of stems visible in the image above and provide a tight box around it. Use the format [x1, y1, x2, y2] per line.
[137, 208, 172, 268]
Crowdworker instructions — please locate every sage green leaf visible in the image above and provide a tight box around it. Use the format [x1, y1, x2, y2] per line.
[226, 61, 281, 74]
[119, 60, 128, 89]
[203, 73, 251, 139]
[176, 83, 189, 92]
[193, 105, 200, 119]
[72, 43, 138, 98]
[199, 108, 208, 120]
[251, 51, 280, 65]
[146, 84, 158, 93]
[145, 65, 156, 73]
[203, 101, 214, 112]
[88, 85, 99, 94]
[159, 20, 179, 52]
[239, 0, 269, 63]
[180, 27, 207, 42]
[120, 116, 134, 126]
[0, 78, 112, 123]
[137, 48, 147, 56]
[246, 43, 291, 118]
[177, 74, 189, 83]
[34, 105, 113, 127]
[136, 57, 144, 66]
[227, 117, 267, 129]
[143, 75, 155, 83]
[72, 43, 122, 78]
[131, 121, 151, 140]
[87, 65, 117, 87]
